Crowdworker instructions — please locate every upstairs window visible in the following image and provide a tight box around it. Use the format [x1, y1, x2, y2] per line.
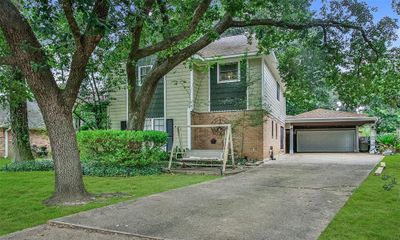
[218, 62, 240, 83]
[276, 81, 281, 101]
[138, 65, 153, 86]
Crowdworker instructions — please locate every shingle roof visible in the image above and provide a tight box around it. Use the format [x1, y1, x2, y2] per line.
[0, 101, 45, 129]
[197, 34, 259, 58]
[287, 108, 369, 120]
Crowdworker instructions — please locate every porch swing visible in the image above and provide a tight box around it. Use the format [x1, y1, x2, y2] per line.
[168, 124, 235, 174]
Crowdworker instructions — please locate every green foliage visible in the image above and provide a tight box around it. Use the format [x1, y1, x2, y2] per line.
[77, 130, 168, 168]
[377, 133, 398, 151]
[1, 159, 54, 172]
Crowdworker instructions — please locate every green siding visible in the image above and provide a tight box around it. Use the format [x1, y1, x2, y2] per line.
[210, 60, 247, 111]
[135, 57, 164, 118]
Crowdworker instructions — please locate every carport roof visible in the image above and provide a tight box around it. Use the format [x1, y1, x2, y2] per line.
[286, 109, 377, 125]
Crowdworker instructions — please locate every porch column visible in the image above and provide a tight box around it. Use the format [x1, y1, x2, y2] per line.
[355, 126, 360, 152]
[289, 125, 294, 154]
[370, 124, 376, 154]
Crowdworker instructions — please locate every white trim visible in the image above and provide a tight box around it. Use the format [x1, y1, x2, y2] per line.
[187, 107, 192, 150]
[208, 67, 211, 112]
[126, 79, 129, 123]
[286, 117, 378, 123]
[190, 70, 194, 108]
[246, 59, 249, 110]
[4, 127, 10, 158]
[199, 51, 259, 61]
[163, 76, 167, 131]
[261, 58, 265, 110]
[217, 61, 240, 84]
[138, 65, 153, 86]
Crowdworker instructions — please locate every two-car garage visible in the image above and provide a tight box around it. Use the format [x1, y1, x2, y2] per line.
[286, 109, 377, 153]
[296, 129, 356, 152]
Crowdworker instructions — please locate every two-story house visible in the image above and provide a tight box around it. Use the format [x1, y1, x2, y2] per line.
[108, 35, 286, 160]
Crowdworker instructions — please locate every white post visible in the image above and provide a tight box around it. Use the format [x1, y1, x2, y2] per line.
[355, 126, 360, 152]
[370, 125, 377, 154]
[289, 125, 294, 154]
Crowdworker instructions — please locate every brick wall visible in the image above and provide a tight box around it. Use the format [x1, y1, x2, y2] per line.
[263, 115, 285, 159]
[0, 128, 50, 158]
[191, 111, 264, 160]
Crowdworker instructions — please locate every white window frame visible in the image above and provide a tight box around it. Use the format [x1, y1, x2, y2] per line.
[217, 61, 240, 84]
[144, 117, 166, 132]
[138, 65, 153, 86]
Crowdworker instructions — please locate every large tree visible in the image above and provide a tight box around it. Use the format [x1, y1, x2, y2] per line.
[0, 0, 109, 204]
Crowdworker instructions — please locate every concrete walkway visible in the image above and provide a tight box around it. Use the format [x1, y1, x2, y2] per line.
[2, 153, 381, 240]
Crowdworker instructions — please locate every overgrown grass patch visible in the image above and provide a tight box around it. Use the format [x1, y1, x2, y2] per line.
[0, 158, 218, 236]
[319, 155, 400, 240]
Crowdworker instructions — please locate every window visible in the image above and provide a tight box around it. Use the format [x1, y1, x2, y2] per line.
[280, 126, 284, 149]
[276, 123, 278, 139]
[271, 120, 274, 138]
[153, 119, 165, 131]
[144, 118, 165, 131]
[144, 118, 153, 130]
[138, 65, 152, 86]
[276, 81, 281, 101]
[218, 62, 240, 83]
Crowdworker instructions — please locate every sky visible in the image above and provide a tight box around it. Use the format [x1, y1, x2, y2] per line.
[311, 0, 400, 47]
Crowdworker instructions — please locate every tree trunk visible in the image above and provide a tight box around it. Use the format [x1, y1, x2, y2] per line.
[42, 104, 90, 205]
[128, 103, 146, 130]
[9, 70, 34, 162]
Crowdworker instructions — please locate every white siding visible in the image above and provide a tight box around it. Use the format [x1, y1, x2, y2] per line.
[165, 64, 191, 148]
[108, 85, 127, 130]
[262, 56, 286, 123]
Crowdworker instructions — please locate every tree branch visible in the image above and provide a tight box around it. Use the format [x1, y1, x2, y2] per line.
[62, 0, 82, 48]
[231, 18, 378, 56]
[63, 0, 109, 109]
[135, 0, 212, 59]
[0, 56, 17, 65]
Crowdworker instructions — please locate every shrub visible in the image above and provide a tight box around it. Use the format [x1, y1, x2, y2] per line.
[77, 130, 168, 168]
[1, 159, 54, 172]
[1, 160, 164, 177]
[377, 133, 398, 151]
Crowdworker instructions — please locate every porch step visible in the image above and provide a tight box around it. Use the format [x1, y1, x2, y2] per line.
[181, 157, 222, 162]
[175, 162, 232, 167]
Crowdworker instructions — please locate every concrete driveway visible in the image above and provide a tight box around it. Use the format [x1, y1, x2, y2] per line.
[3, 153, 381, 240]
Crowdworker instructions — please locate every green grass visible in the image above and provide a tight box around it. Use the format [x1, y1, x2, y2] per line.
[0, 158, 218, 236]
[319, 155, 400, 240]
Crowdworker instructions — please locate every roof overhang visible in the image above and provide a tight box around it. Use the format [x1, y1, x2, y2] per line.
[192, 51, 260, 62]
[286, 117, 377, 126]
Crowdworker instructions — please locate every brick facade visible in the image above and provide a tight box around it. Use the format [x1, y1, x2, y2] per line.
[191, 111, 264, 160]
[0, 128, 50, 158]
[263, 115, 286, 159]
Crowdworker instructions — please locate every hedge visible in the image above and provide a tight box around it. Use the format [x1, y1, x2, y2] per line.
[1, 160, 164, 177]
[77, 130, 168, 168]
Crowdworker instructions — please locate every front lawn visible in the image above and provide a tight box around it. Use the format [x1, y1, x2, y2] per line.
[319, 155, 400, 240]
[0, 158, 218, 236]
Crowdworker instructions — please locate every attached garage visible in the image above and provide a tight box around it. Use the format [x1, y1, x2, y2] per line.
[286, 109, 377, 154]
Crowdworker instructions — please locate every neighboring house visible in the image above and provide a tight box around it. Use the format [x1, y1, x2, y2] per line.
[108, 35, 286, 160]
[0, 102, 49, 158]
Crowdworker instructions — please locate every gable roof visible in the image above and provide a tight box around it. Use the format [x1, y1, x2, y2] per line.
[0, 101, 46, 129]
[197, 34, 259, 59]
